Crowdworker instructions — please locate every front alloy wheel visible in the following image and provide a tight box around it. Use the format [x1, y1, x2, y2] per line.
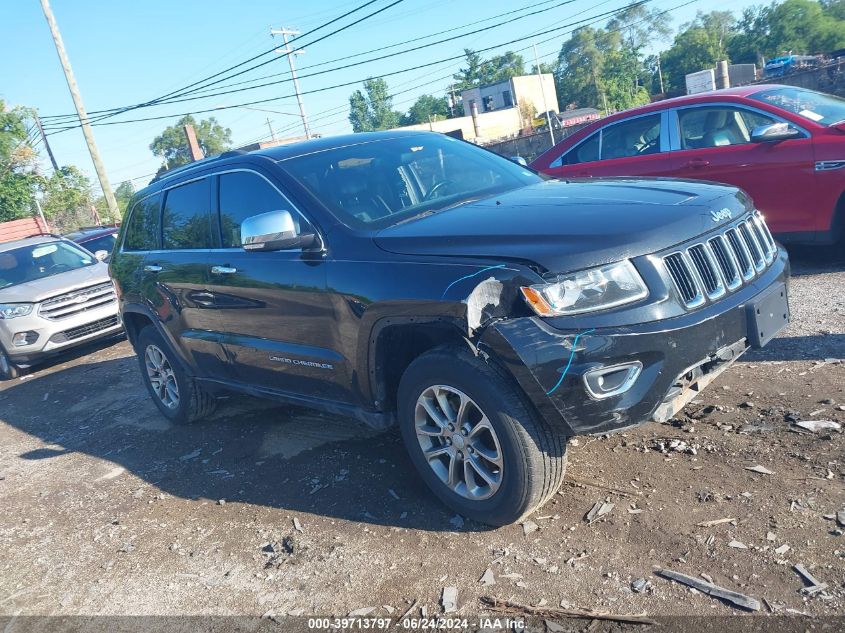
[415, 385, 503, 500]
[144, 343, 180, 409]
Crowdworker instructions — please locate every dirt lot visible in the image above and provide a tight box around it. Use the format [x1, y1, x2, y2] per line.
[1, 249, 843, 631]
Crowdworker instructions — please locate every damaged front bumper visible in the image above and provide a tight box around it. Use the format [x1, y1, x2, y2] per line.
[479, 250, 790, 437]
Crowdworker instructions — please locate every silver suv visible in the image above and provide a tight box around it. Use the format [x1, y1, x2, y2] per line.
[0, 235, 122, 379]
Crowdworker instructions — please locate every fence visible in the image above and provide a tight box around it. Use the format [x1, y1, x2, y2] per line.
[482, 123, 589, 163]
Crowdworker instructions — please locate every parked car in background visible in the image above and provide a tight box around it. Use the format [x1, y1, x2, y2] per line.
[111, 131, 789, 525]
[0, 235, 121, 379]
[531, 86, 845, 245]
[65, 225, 120, 261]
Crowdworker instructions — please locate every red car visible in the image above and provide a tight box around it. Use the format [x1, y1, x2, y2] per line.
[531, 86, 845, 245]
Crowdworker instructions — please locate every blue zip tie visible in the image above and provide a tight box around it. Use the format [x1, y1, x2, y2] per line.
[440, 264, 508, 299]
[545, 328, 596, 395]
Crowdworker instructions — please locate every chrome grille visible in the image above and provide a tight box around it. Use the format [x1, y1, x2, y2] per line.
[38, 282, 116, 321]
[663, 215, 777, 309]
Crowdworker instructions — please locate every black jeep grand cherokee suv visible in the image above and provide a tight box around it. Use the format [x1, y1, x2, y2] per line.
[111, 131, 789, 525]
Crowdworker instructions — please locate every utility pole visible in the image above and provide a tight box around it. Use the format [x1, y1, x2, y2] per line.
[533, 43, 555, 146]
[39, 0, 118, 219]
[656, 52, 665, 94]
[183, 124, 204, 161]
[270, 26, 311, 139]
[266, 117, 277, 142]
[34, 115, 59, 172]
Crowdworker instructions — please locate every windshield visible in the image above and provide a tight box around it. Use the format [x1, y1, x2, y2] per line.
[0, 240, 96, 290]
[750, 87, 845, 125]
[279, 134, 542, 229]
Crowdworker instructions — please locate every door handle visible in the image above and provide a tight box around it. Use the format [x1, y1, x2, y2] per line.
[211, 265, 238, 275]
[686, 159, 710, 168]
[143, 264, 162, 273]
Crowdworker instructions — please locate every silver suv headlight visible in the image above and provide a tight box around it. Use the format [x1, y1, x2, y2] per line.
[0, 303, 34, 319]
[521, 260, 648, 316]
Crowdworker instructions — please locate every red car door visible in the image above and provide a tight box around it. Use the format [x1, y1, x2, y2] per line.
[545, 112, 673, 179]
[668, 104, 816, 234]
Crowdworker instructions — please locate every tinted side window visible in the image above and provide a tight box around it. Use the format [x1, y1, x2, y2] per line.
[82, 234, 117, 255]
[162, 179, 212, 250]
[600, 114, 662, 159]
[123, 195, 161, 251]
[218, 172, 292, 248]
[552, 133, 600, 167]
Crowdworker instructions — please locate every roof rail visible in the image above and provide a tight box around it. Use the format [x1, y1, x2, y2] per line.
[151, 149, 250, 184]
[23, 232, 64, 240]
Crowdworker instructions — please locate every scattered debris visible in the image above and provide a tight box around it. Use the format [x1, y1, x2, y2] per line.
[293, 518, 303, 532]
[774, 544, 790, 556]
[449, 515, 464, 529]
[441, 587, 458, 613]
[655, 568, 761, 611]
[837, 511, 845, 528]
[521, 520, 539, 535]
[794, 420, 840, 433]
[397, 600, 418, 622]
[696, 517, 736, 528]
[479, 568, 496, 586]
[387, 489, 400, 501]
[217, 499, 225, 506]
[348, 607, 376, 617]
[544, 620, 567, 632]
[118, 542, 135, 554]
[480, 596, 654, 625]
[727, 540, 748, 549]
[585, 501, 614, 523]
[179, 449, 201, 461]
[567, 476, 636, 497]
[745, 465, 774, 475]
[631, 578, 648, 593]
[793, 564, 828, 595]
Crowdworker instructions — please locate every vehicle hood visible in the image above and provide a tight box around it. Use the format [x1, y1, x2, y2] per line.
[0, 263, 111, 304]
[374, 178, 751, 272]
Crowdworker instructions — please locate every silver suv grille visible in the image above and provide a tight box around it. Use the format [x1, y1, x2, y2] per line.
[662, 215, 777, 309]
[38, 282, 117, 321]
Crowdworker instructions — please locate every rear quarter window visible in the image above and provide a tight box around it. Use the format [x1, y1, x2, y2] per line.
[123, 194, 161, 251]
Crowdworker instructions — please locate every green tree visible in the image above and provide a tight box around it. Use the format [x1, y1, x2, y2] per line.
[0, 101, 40, 222]
[606, 1, 672, 51]
[113, 180, 136, 215]
[348, 78, 401, 132]
[452, 49, 526, 91]
[150, 115, 231, 174]
[400, 94, 451, 126]
[659, 11, 737, 92]
[40, 166, 96, 232]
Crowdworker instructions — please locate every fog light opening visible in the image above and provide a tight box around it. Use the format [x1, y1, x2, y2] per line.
[583, 362, 642, 399]
[12, 331, 39, 347]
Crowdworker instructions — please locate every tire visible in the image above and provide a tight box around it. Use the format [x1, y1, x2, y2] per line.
[0, 345, 20, 381]
[135, 325, 215, 424]
[397, 346, 567, 526]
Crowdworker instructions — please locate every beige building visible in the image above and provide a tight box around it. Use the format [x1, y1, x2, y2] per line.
[460, 74, 557, 118]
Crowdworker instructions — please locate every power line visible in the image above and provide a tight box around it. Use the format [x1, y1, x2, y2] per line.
[42, 0, 577, 124]
[44, 1, 661, 134]
[41, 0, 406, 129]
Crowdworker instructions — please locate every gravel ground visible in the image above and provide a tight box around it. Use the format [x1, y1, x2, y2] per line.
[0, 248, 843, 631]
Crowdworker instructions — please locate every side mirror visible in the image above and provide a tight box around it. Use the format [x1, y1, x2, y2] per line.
[509, 155, 528, 166]
[751, 122, 800, 143]
[94, 250, 109, 262]
[241, 210, 317, 252]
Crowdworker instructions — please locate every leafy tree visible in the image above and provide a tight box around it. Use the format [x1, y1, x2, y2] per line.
[348, 78, 401, 132]
[0, 101, 40, 222]
[114, 180, 136, 215]
[452, 49, 526, 91]
[606, 1, 672, 51]
[40, 166, 96, 232]
[400, 94, 451, 125]
[150, 115, 231, 174]
[659, 11, 736, 92]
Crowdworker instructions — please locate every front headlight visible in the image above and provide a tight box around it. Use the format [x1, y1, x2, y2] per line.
[0, 303, 34, 319]
[521, 260, 648, 316]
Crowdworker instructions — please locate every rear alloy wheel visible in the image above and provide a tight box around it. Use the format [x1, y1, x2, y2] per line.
[398, 347, 567, 526]
[0, 346, 20, 381]
[135, 325, 215, 424]
[144, 344, 180, 410]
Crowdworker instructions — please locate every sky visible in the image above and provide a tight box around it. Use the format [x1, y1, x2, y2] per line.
[2, 0, 760, 196]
